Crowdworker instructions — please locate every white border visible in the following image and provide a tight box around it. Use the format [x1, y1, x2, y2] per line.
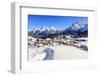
[11, 2, 97, 74]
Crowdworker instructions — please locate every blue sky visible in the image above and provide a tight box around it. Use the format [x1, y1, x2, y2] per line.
[28, 15, 88, 31]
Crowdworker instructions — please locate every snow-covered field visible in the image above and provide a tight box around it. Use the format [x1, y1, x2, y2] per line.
[28, 44, 88, 61]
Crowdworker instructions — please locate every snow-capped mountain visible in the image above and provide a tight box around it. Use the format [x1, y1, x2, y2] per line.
[63, 22, 88, 37]
[28, 26, 62, 38]
[28, 22, 88, 38]
[67, 22, 88, 31]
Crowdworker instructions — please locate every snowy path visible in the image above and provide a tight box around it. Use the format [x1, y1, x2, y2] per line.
[29, 45, 88, 61]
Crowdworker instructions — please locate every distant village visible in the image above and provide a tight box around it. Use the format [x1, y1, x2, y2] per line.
[28, 35, 88, 51]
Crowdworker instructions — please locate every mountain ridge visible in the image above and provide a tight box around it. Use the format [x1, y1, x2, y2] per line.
[28, 22, 88, 38]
